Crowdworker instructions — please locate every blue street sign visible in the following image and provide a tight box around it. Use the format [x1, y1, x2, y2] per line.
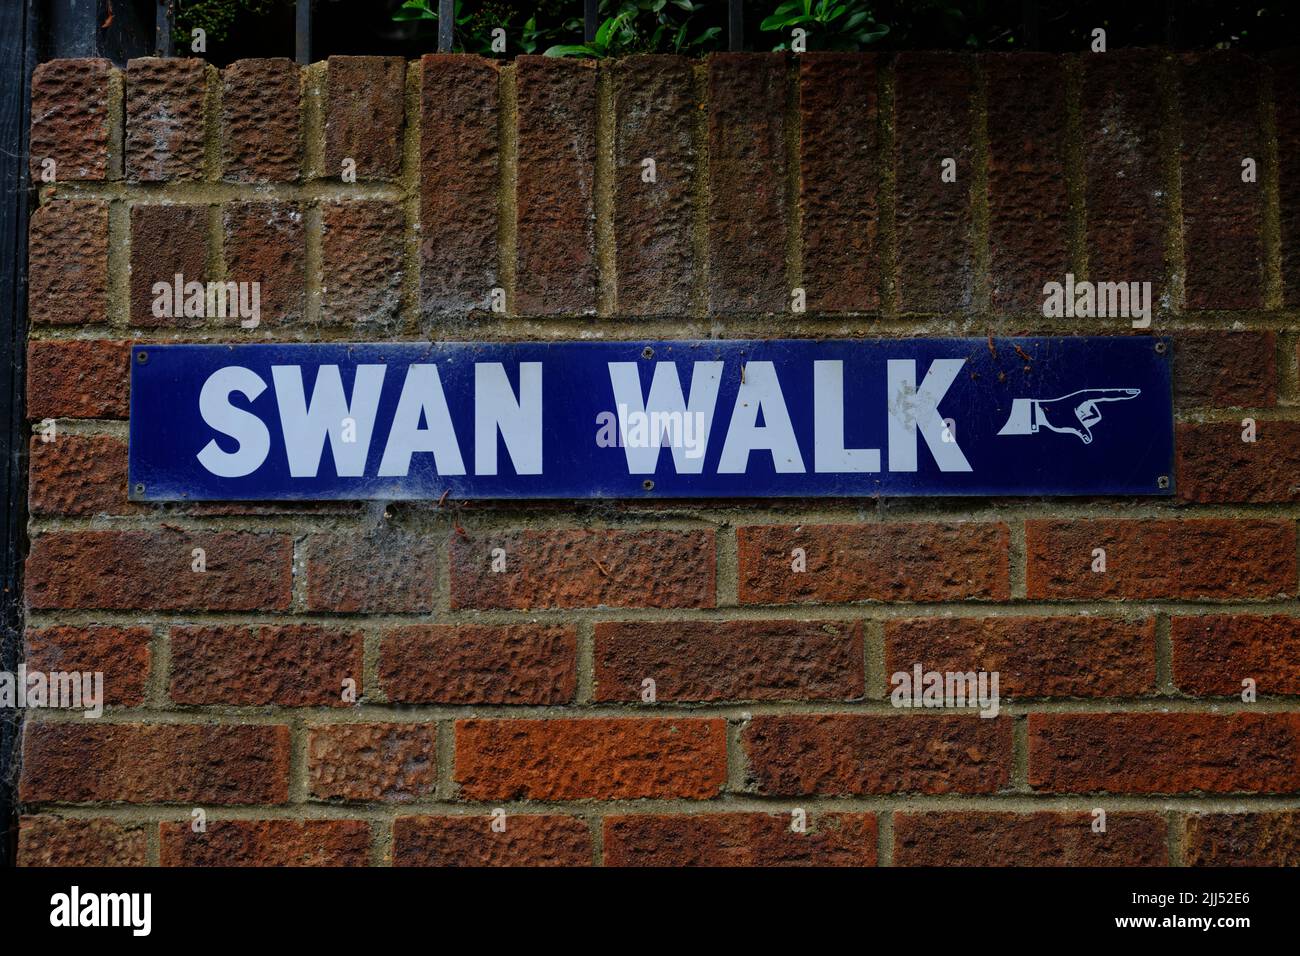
[128, 338, 1174, 500]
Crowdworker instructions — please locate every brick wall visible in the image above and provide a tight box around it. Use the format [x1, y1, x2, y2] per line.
[15, 50, 1300, 867]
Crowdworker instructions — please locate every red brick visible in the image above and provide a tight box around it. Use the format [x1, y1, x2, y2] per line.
[707, 53, 788, 314]
[28, 199, 108, 325]
[380, 623, 576, 705]
[223, 201, 305, 325]
[393, 815, 591, 867]
[515, 56, 597, 315]
[743, 714, 1012, 796]
[1173, 331, 1276, 408]
[126, 57, 207, 182]
[894, 812, 1166, 866]
[170, 624, 363, 707]
[1025, 519, 1295, 600]
[29, 434, 131, 516]
[325, 56, 406, 180]
[21, 722, 290, 804]
[799, 53, 878, 312]
[306, 531, 437, 613]
[455, 718, 726, 800]
[1172, 614, 1300, 696]
[1082, 51, 1166, 288]
[450, 528, 715, 610]
[26, 339, 130, 420]
[737, 522, 1010, 604]
[308, 723, 438, 802]
[594, 619, 863, 702]
[886, 616, 1155, 698]
[30, 58, 114, 181]
[419, 54, 499, 315]
[130, 202, 210, 326]
[605, 812, 877, 867]
[1177, 421, 1300, 503]
[1274, 52, 1300, 307]
[321, 199, 404, 328]
[1184, 812, 1300, 866]
[26, 529, 292, 611]
[985, 54, 1069, 313]
[1029, 713, 1300, 793]
[894, 53, 974, 313]
[161, 820, 369, 866]
[612, 55, 696, 316]
[1179, 53, 1264, 310]
[221, 58, 301, 182]
[18, 816, 147, 867]
[24, 625, 151, 707]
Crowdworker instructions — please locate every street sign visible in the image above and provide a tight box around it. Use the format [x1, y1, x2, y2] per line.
[128, 337, 1174, 500]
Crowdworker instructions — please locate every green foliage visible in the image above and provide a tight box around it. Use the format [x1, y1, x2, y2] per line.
[545, 1, 719, 58]
[175, 0, 287, 44]
[759, 0, 889, 51]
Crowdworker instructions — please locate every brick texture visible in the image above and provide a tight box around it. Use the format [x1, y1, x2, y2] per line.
[19, 816, 148, 867]
[325, 56, 406, 180]
[130, 202, 209, 326]
[894, 812, 1167, 866]
[126, 58, 207, 182]
[221, 58, 302, 182]
[223, 201, 305, 325]
[308, 723, 438, 802]
[321, 199, 404, 327]
[24, 625, 151, 707]
[1184, 812, 1300, 866]
[1177, 421, 1300, 503]
[393, 815, 592, 867]
[26, 339, 129, 420]
[28, 200, 108, 325]
[30, 58, 113, 181]
[161, 820, 370, 866]
[1172, 614, 1300, 696]
[605, 812, 877, 867]
[29, 433, 131, 516]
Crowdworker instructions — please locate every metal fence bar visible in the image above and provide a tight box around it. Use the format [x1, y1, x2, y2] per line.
[295, 0, 312, 65]
[438, 0, 454, 52]
[584, 0, 597, 43]
[155, 0, 174, 56]
[728, 0, 743, 51]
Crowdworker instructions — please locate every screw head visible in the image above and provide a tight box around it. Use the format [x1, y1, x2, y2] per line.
[641, 346, 654, 360]
[1154, 341, 1167, 354]
[133, 482, 145, 495]
[135, 351, 148, 364]
[642, 479, 654, 491]
[1157, 475, 1170, 489]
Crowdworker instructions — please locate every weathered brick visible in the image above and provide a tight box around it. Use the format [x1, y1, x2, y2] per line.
[308, 723, 438, 802]
[28, 200, 108, 325]
[161, 820, 369, 866]
[325, 56, 406, 180]
[18, 816, 147, 867]
[455, 718, 726, 800]
[21, 723, 290, 804]
[450, 528, 715, 610]
[420, 54, 499, 315]
[1184, 812, 1300, 866]
[30, 58, 113, 181]
[1025, 519, 1296, 600]
[321, 199, 404, 328]
[130, 203, 209, 326]
[894, 812, 1166, 866]
[707, 53, 788, 314]
[612, 55, 695, 316]
[306, 531, 437, 613]
[986, 54, 1069, 313]
[515, 56, 596, 315]
[605, 812, 877, 867]
[1275, 52, 1300, 307]
[1029, 713, 1300, 793]
[223, 201, 305, 325]
[744, 714, 1012, 795]
[799, 53, 878, 312]
[886, 616, 1155, 698]
[26, 339, 130, 420]
[1082, 51, 1166, 289]
[125, 57, 207, 182]
[393, 815, 591, 867]
[170, 624, 363, 707]
[221, 58, 302, 182]
[594, 619, 863, 702]
[1172, 615, 1300, 696]
[737, 523, 1009, 604]
[24, 625, 151, 707]
[1179, 53, 1264, 310]
[380, 623, 576, 705]
[894, 53, 974, 312]
[26, 530, 292, 611]
[1173, 331, 1276, 408]
[29, 434, 131, 517]
[1177, 421, 1300, 503]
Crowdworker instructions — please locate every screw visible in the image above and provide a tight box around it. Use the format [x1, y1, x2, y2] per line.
[642, 479, 654, 491]
[133, 482, 145, 495]
[135, 351, 148, 364]
[1154, 341, 1167, 354]
[641, 346, 654, 360]
[1157, 475, 1170, 489]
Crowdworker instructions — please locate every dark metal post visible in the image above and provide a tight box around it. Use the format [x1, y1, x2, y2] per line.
[1021, 0, 1040, 49]
[295, 0, 312, 65]
[584, 0, 597, 44]
[728, 0, 743, 51]
[438, 0, 454, 52]
[0, 0, 36, 866]
[155, 0, 173, 56]
[1165, 0, 1182, 48]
